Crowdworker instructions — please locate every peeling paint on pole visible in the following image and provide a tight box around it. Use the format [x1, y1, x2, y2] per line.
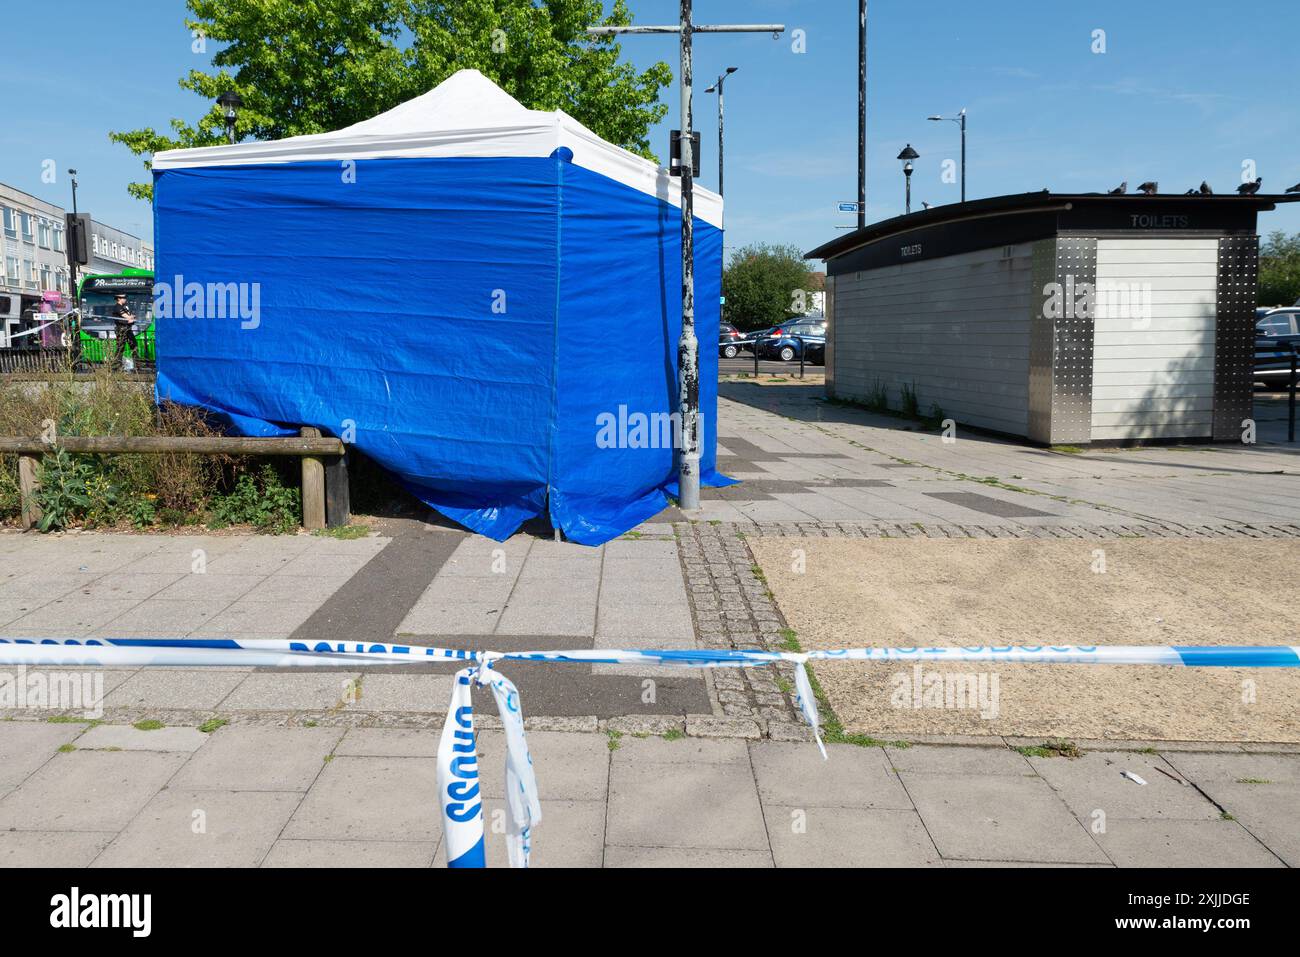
[585, 11, 784, 512]
[678, 0, 701, 509]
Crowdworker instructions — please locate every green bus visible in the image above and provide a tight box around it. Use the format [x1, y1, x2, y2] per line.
[76, 268, 155, 363]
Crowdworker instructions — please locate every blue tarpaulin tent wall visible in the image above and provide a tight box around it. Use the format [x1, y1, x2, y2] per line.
[152, 71, 730, 545]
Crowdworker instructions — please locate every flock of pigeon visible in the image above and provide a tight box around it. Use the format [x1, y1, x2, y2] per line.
[1106, 179, 1300, 196]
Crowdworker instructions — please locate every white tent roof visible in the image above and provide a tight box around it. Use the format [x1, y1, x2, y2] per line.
[153, 69, 722, 228]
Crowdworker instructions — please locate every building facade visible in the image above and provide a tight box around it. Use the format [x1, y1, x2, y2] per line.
[0, 183, 72, 342]
[0, 181, 153, 345]
[807, 191, 1300, 446]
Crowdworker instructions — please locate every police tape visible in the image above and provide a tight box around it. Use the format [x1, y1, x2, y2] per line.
[2, 637, 1297, 868]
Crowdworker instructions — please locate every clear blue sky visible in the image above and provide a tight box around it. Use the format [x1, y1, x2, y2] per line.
[4, 0, 1297, 255]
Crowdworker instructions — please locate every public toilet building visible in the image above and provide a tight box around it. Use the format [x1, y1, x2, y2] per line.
[807, 192, 1299, 445]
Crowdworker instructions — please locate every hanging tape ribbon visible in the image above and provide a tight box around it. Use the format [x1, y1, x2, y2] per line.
[3, 637, 1298, 867]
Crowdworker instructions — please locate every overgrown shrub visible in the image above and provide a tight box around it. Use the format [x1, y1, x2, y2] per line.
[207, 464, 301, 535]
[0, 365, 299, 532]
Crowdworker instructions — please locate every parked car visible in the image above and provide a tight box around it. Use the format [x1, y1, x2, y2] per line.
[719, 322, 744, 358]
[1254, 308, 1300, 387]
[737, 325, 774, 353]
[757, 318, 827, 363]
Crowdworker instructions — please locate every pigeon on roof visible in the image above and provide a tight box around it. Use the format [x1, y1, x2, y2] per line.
[1108, 181, 1127, 195]
[1199, 181, 1213, 195]
[1137, 181, 1158, 195]
[1284, 182, 1299, 193]
[1237, 177, 1262, 195]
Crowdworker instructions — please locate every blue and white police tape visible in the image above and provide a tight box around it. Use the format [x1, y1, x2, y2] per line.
[2, 637, 1297, 867]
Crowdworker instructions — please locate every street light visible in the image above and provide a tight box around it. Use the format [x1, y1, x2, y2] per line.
[68, 169, 80, 303]
[217, 92, 243, 145]
[897, 144, 919, 214]
[926, 108, 966, 202]
[704, 66, 737, 316]
[703, 66, 737, 198]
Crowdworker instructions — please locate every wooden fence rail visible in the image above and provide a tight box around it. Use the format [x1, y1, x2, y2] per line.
[2, 430, 349, 531]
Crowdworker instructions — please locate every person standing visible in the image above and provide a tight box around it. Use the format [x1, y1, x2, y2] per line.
[111, 292, 138, 372]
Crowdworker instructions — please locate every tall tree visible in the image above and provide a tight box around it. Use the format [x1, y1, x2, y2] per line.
[111, 0, 670, 202]
[723, 244, 819, 332]
[1259, 231, 1300, 307]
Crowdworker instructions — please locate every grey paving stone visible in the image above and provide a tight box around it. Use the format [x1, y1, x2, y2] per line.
[5, 598, 141, 635]
[95, 598, 233, 635]
[597, 602, 694, 641]
[686, 716, 762, 739]
[887, 744, 1032, 776]
[613, 735, 750, 766]
[1185, 782, 1300, 866]
[903, 772, 1110, 864]
[77, 574, 186, 602]
[149, 573, 263, 603]
[432, 798, 605, 868]
[104, 669, 248, 711]
[193, 600, 321, 637]
[608, 759, 766, 850]
[0, 722, 85, 791]
[171, 726, 344, 791]
[0, 830, 116, 868]
[749, 742, 912, 809]
[282, 756, 440, 842]
[1028, 751, 1222, 821]
[263, 839, 437, 868]
[604, 845, 773, 867]
[93, 789, 302, 867]
[0, 750, 188, 831]
[1093, 819, 1284, 868]
[395, 600, 502, 636]
[765, 806, 940, 866]
[335, 728, 442, 757]
[495, 602, 595, 636]
[240, 574, 355, 604]
[218, 673, 361, 711]
[475, 730, 609, 801]
[508, 578, 601, 607]
[77, 724, 209, 752]
[1164, 752, 1300, 784]
[343, 674, 452, 713]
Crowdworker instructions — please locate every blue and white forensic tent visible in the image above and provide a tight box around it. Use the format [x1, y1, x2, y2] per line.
[151, 70, 730, 544]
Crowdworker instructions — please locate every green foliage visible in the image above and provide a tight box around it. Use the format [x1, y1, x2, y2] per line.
[111, 0, 671, 201]
[864, 379, 890, 412]
[722, 243, 819, 332]
[900, 381, 920, 419]
[35, 449, 98, 532]
[1259, 231, 1300, 307]
[208, 464, 301, 534]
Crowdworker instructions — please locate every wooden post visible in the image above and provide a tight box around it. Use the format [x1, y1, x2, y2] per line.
[324, 449, 351, 528]
[18, 454, 41, 530]
[299, 427, 326, 530]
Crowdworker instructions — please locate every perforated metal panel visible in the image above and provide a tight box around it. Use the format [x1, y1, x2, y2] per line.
[1213, 235, 1258, 441]
[1027, 239, 1057, 443]
[1052, 237, 1097, 443]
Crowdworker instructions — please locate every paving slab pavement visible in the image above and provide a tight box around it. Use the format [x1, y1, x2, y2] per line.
[0, 721, 1288, 868]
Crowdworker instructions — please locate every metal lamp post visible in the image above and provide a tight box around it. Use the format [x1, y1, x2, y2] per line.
[67, 169, 80, 304]
[897, 144, 919, 214]
[926, 108, 966, 202]
[704, 66, 737, 322]
[217, 92, 243, 145]
[587, 5, 784, 512]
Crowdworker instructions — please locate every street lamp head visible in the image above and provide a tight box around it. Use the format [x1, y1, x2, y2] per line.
[903, 161, 914, 176]
[725, 66, 738, 74]
[217, 91, 243, 114]
[897, 144, 920, 162]
[705, 85, 716, 94]
[927, 115, 943, 121]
